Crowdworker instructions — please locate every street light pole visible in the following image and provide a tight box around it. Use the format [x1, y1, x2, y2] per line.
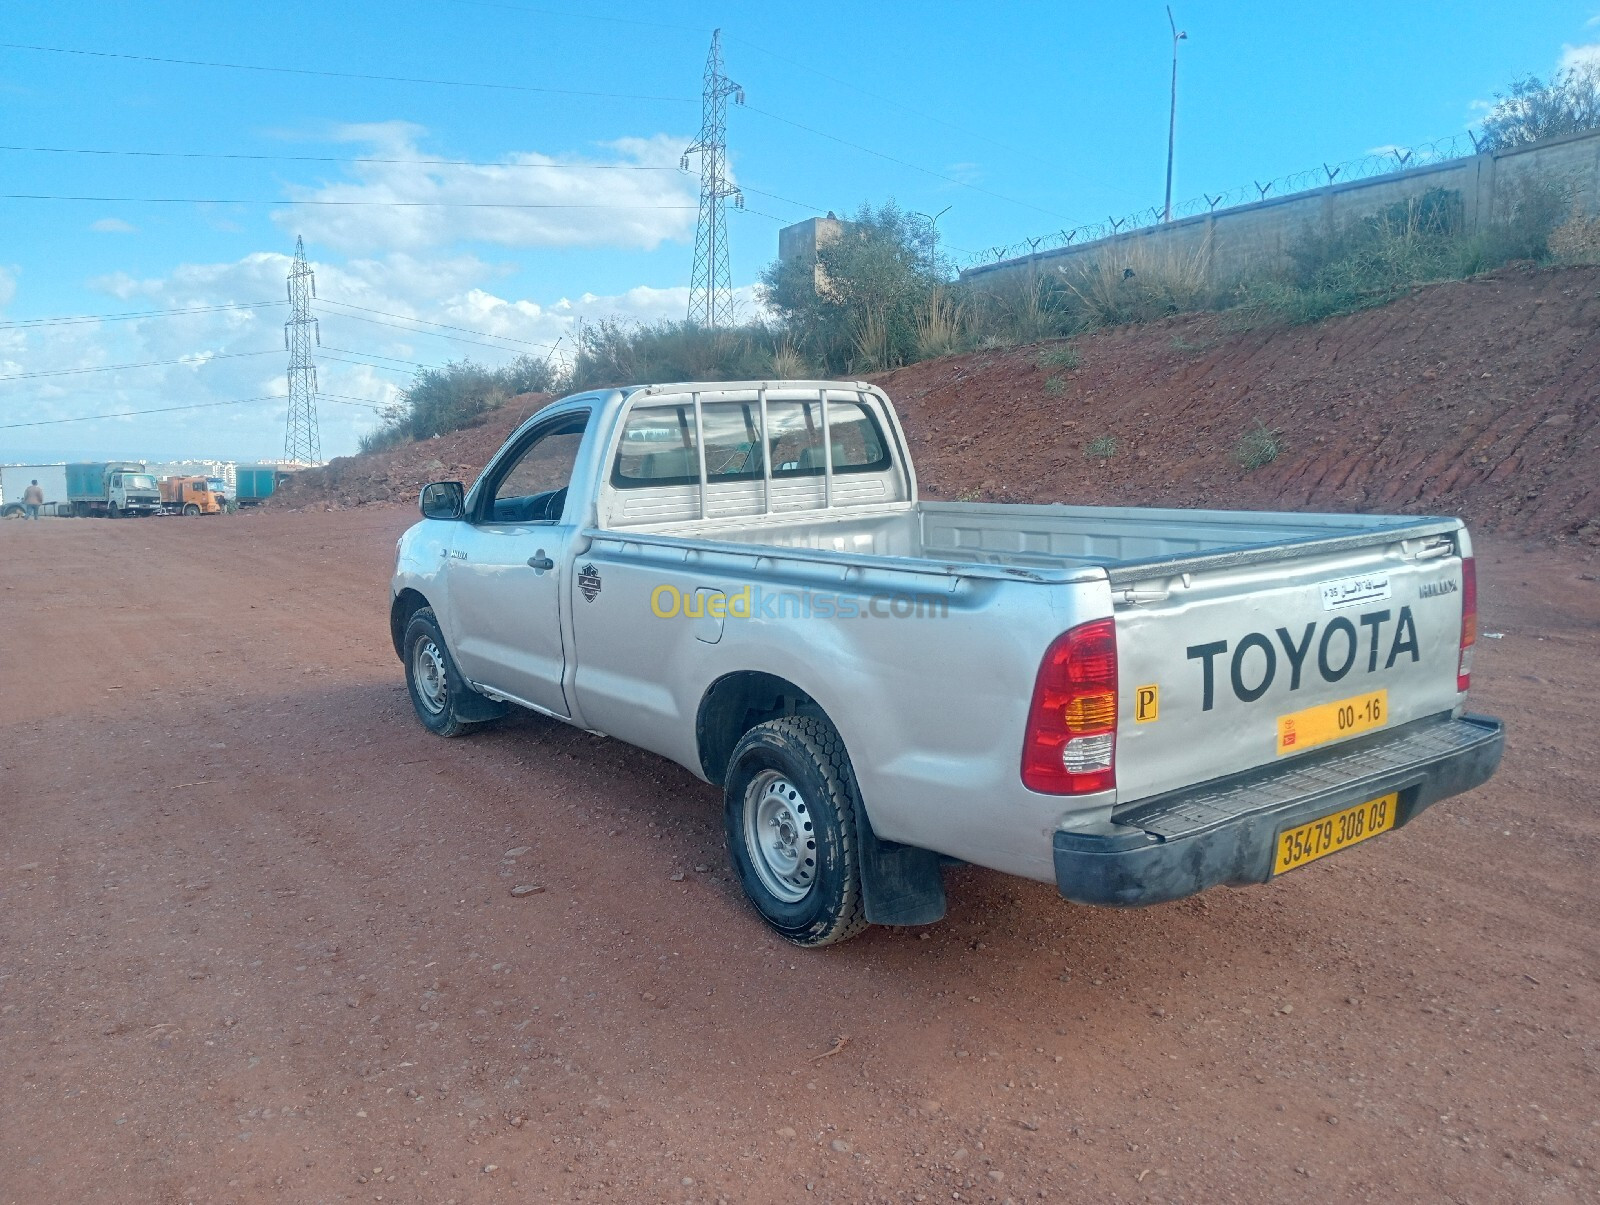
[1164, 6, 1188, 223]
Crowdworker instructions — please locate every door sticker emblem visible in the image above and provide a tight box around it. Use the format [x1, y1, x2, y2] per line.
[1135, 684, 1160, 722]
[578, 563, 602, 602]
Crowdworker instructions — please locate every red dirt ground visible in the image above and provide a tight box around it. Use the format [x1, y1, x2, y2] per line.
[3, 262, 1595, 1203]
[275, 265, 1599, 545]
[0, 511, 1595, 1204]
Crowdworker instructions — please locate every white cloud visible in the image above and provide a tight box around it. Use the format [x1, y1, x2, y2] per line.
[90, 218, 137, 234]
[0, 265, 16, 309]
[273, 123, 701, 254]
[1559, 41, 1600, 71]
[4, 247, 760, 460]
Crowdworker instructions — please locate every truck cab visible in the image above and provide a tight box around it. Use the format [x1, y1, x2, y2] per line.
[160, 476, 226, 516]
[106, 470, 162, 517]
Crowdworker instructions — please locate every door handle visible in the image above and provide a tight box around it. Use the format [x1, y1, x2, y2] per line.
[527, 554, 555, 572]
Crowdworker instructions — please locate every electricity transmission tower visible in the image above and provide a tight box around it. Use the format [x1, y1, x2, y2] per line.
[682, 29, 744, 328]
[283, 235, 322, 465]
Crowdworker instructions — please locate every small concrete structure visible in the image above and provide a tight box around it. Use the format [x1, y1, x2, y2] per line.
[778, 215, 848, 265]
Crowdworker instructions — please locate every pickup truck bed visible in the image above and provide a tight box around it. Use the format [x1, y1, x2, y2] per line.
[392, 379, 1503, 946]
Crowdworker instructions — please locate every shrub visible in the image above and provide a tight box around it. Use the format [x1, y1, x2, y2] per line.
[1235, 421, 1282, 469]
[566, 318, 778, 391]
[962, 271, 1076, 347]
[1059, 235, 1220, 327]
[361, 354, 563, 450]
[1478, 64, 1600, 152]
[1085, 435, 1117, 459]
[1037, 343, 1081, 370]
[760, 201, 950, 373]
[914, 288, 964, 360]
[1043, 374, 1067, 396]
[1549, 209, 1600, 264]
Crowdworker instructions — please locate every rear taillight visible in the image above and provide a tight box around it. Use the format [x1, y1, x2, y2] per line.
[1457, 555, 1477, 693]
[1022, 618, 1118, 795]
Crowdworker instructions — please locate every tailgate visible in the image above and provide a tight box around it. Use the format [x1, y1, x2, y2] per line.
[1113, 529, 1470, 804]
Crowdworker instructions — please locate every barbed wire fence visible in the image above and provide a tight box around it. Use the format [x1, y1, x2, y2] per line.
[965, 131, 1483, 268]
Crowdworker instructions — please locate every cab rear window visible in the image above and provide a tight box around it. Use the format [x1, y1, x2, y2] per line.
[612, 399, 890, 489]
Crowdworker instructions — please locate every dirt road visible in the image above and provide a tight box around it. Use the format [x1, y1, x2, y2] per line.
[1, 509, 1595, 1204]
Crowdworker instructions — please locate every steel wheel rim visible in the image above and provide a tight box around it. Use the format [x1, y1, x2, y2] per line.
[743, 770, 817, 904]
[412, 637, 449, 715]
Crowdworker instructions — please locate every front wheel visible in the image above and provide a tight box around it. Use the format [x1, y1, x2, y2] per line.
[724, 716, 869, 947]
[108, 503, 121, 519]
[183, 503, 201, 516]
[402, 607, 484, 738]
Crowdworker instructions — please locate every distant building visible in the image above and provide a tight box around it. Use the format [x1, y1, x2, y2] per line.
[778, 215, 855, 296]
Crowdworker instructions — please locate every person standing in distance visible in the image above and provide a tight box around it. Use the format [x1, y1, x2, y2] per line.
[22, 479, 45, 520]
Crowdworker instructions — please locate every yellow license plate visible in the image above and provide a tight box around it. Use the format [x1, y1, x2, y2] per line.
[1277, 689, 1388, 756]
[1273, 793, 1398, 876]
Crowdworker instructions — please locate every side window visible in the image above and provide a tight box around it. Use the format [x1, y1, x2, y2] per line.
[482, 413, 588, 523]
[768, 400, 890, 476]
[613, 405, 698, 488]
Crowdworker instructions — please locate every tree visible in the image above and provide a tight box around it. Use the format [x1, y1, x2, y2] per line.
[1478, 63, 1600, 151]
[760, 202, 950, 372]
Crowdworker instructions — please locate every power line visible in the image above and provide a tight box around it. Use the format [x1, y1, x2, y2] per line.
[318, 298, 560, 351]
[320, 345, 436, 369]
[724, 34, 1058, 172]
[442, 0, 704, 33]
[741, 103, 1070, 221]
[0, 144, 685, 173]
[0, 193, 698, 210]
[0, 394, 287, 430]
[319, 310, 556, 355]
[315, 351, 424, 375]
[0, 348, 280, 382]
[0, 42, 695, 103]
[323, 392, 392, 412]
[0, 300, 283, 330]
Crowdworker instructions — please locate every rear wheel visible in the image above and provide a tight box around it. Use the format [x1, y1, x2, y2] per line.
[403, 607, 483, 738]
[724, 716, 869, 947]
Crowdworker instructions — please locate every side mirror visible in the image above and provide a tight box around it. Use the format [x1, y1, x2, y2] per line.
[419, 481, 466, 521]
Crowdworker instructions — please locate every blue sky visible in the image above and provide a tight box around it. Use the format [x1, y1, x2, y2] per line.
[1, 0, 1595, 462]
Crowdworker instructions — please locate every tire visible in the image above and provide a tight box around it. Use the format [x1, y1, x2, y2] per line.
[108, 503, 121, 519]
[1, 504, 21, 520]
[402, 607, 483, 738]
[724, 716, 869, 947]
[183, 503, 201, 516]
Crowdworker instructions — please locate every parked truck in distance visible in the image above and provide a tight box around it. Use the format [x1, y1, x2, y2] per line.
[160, 475, 228, 516]
[1, 464, 69, 517]
[234, 463, 296, 507]
[65, 462, 163, 518]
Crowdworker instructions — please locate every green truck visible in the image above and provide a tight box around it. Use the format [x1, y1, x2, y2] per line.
[64, 462, 164, 518]
[233, 463, 296, 507]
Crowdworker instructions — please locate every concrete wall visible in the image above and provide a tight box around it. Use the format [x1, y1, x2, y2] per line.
[962, 128, 1600, 290]
[778, 216, 847, 265]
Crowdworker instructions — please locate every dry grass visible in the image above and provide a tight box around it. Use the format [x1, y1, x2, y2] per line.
[914, 289, 965, 360]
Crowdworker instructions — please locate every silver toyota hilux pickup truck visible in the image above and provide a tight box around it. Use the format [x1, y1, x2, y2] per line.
[390, 380, 1503, 946]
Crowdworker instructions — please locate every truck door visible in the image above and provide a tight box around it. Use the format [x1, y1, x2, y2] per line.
[442, 409, 590, 717]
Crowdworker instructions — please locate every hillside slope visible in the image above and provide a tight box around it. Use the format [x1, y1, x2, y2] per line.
[275, 265, 1599, 542]
[886, 264, 1599, 543]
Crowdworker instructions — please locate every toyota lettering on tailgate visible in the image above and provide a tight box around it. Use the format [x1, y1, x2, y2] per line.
[1185, 606, 1420, 711]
